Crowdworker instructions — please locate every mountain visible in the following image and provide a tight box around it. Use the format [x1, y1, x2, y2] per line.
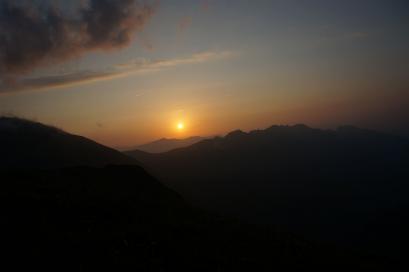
[0, 165, 193, 271]
[128, 124, 409, 259]
[1, 165, 390, 271]
[130, 136, 207, 153]
[0, 117, 136, 169]
[1, 118, 377, 270]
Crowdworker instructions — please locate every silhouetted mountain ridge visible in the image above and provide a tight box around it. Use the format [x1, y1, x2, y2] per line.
[128, 124, 409, 260]
[0, 117, 136, 170]
[130, 124, 406, 157]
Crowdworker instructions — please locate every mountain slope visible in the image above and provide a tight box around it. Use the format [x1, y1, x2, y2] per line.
[0, 117, 136, 169]
[0, 165, 193, 271]
[130, 136, 207, 153]
[1, 165, 389, 271]
[129, 124, 409, 258]
[1, 118, 377, 270]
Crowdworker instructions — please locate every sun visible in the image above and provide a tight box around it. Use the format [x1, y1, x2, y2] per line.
[177, 122, 185, 130]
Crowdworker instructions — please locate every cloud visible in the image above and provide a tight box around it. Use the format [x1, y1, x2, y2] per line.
[134, 51, 236, 70]
[0, 0, 157, 78]
[0, 51, 237, 93]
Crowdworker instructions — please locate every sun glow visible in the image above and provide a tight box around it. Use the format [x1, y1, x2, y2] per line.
[177, 122, 185, 130]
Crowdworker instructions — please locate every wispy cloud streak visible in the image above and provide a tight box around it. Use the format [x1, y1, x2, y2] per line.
[0, 51, 237, 94]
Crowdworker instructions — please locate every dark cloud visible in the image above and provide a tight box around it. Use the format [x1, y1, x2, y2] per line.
[0, 0, 156, 77]
[0, 69, 122, 93]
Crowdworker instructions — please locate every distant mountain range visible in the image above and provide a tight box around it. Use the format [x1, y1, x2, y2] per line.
[128, 124, 409, 258]
[131, 136, 207, 153]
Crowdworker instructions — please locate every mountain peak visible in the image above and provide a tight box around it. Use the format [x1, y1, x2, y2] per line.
[225, 129, 246, 138]
[133, 136, 207, 153]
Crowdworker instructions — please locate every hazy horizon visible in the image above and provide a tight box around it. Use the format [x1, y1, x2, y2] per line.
[2, 114, 406, 151]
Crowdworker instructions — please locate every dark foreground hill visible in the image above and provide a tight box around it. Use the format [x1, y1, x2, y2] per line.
[0, 165, 378, 271]
[128, 124, 409, 260]
[0, 117, 136, 169]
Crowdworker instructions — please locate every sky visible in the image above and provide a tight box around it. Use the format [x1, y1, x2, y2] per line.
[0, 0, 408, 149]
